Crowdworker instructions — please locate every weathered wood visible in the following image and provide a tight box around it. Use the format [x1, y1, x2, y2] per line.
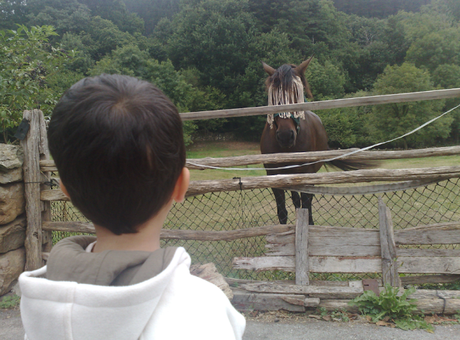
[304, 298, 320, 307]
[180, 88, 460, 120]
[40, 167, 460, 200]
[42, 221, 294, 241]
[400, 274, 460, 285]
[395, 222, 460, 244]
[40, 146, 460, 171]
[398, 257, 460, 274]
[285, 179, 438, 196]
[21, 110, 44, 271]
[185, 167, 460, 197]
[233, 256, 296, 272]
[226, 277, 362, 288]
[398, 289, 460, 300]
[233, 255, 460, 274]
[396, 248, 460, 257]
[240, 282, 363, 299]
[231, 290, 306, 312]
[38, 111, 52, 253]
[295, 209, 309, 285]
[378, 198, 401, 287]
[41, 189, 69, 201]
[266, 226, 381, 257]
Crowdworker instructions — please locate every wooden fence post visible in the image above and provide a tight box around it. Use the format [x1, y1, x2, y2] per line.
[378, 197, 401, 287]
[21, 110, 48, 271]
[295, 208, 310, 285]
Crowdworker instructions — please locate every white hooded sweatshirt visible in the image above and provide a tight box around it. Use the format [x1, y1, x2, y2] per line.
[19, 246, 245, 340]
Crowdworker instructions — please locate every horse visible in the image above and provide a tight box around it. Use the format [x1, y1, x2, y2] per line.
[260, 57, 365, 225]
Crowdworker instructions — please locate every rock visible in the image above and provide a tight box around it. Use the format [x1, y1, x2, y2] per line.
[190, 263, 234, 299]
[0, 183, 25, 225]
[0, 217, 26, 254]
[0, 145, 24, 171]
[0, 145, 24, 184]
[0, 248, 25, 296]
[0, 168, 23, 185]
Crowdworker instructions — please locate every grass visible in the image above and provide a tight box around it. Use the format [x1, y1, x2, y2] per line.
[51, 141, 460, 281]
[0, 295, 20, 309]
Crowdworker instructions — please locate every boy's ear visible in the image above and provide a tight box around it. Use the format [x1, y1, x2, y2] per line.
[171, 167, 190, 203]
[59, 180, 71, 199]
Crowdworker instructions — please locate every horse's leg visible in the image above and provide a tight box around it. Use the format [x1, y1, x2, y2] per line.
[301, 193, 314, 225]
[272, 188, 288, 224]
[291, 191, 301, 209]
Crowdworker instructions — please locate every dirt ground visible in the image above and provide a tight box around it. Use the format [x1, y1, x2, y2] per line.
[3, 308, 460, 340]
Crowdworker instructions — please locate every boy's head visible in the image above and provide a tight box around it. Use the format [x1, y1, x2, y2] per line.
[48, 74, 186, 235]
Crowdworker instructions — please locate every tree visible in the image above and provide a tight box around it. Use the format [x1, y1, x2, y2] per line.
[405, 28, 460, 73]
[432, 64, 460, 143]
[369, 63, 450, 149]
[0, 25, 76, 142]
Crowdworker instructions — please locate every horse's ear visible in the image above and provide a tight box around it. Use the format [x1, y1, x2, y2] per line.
[294, 56, 314, 75]
[262, 61, 276, 76]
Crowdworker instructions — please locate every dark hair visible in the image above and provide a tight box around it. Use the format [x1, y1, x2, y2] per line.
[48, 74, 185, 235]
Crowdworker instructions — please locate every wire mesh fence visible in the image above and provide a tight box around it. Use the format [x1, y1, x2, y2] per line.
[51, 177, 460, 281]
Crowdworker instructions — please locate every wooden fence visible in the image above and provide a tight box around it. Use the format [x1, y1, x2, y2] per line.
[21, 88, 460, 313]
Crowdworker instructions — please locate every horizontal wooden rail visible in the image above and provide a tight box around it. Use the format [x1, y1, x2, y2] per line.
[40, 146, 460, 171]
[40, 166, 460, 200]
[180, 88, 460, 121]
[42, 221, 293, 240]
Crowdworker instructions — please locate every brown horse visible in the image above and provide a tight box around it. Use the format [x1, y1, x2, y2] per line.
[260, 57, 363, 225]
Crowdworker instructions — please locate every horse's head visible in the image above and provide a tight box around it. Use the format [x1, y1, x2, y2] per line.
[262, 57, 314, 149]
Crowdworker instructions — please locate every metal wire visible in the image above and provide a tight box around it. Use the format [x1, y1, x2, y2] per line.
[50, 177, 460, 281]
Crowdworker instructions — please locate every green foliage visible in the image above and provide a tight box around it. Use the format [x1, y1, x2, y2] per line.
[349, 284, 434, 331]
[0, 24, 76, 142]
[0, 295, 20, 309]
[369, 62, 450, 148]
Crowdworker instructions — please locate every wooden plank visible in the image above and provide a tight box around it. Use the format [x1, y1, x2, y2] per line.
[400, 274, 460, 285]
[225, 278, 353, 287]
[397, 248, 460, 257]
[38, 111, 52, 253]
[41, 146, 460, 171]
[233, 256, 296, 272]
[378, 198, 401, 287]
[395, 222, 460, 244]
[266, 226, 381, 257]
[41, 167, 460, 199]
[21, 110, 44, 271]
[233, 256, 382, 273]
[401, 289, 460, 300]
[234, 255, 460, 274]
[42, 221, 294, 241]
[231, 290, 306, 312]
[240, 282, 363, 299]
[180, 88, 460, 120]
[285, 179, 438, 196]
[41, 189, 69, 201]
[304, 298, 320, 307]
[184, 167, 460, 197]
[398, 257, 460, 274]
[295, 209, 309, 285]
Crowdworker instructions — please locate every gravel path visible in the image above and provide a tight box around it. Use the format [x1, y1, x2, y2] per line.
[2, 309, 460, 340]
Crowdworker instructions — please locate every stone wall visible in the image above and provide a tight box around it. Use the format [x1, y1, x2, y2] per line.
[0, 145, 25, 296]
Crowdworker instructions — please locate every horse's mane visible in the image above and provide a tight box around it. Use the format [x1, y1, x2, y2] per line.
[266, 64, 306, 129]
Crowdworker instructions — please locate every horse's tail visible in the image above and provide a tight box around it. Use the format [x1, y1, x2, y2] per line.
[325, 158, 376, 172]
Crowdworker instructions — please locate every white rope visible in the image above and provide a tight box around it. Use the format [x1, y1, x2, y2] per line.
[187, 102, 460, 171]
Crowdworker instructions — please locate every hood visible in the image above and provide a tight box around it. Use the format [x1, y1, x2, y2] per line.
[19, 247, 191, 340]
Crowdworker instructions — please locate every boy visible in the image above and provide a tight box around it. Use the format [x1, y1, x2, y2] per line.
[19, 74, 246, 340]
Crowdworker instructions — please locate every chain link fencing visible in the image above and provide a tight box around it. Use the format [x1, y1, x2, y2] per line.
[51, 177, 460, 281]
